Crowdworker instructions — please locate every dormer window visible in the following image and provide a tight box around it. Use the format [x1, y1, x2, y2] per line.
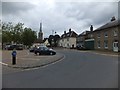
[67, 34, 69, 36]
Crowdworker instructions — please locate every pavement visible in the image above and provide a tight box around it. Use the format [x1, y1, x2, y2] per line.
[2, 50, 64, 69]
[61, 48, 119, 57]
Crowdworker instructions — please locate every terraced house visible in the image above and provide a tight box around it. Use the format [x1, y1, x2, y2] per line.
[93, 18, 120, 52]
[77, 17, 120, 52]
[58, 28, 78, 48]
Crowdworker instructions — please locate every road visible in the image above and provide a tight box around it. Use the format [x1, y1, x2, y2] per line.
[2, 49, 118, 88]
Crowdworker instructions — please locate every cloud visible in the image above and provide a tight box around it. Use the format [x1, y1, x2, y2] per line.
[2, 0, 118, 37]
[2, 2, 35, 15]
[55, 2, 118, 27]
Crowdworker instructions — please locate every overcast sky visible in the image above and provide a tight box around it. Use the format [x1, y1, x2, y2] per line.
[1, 0, 119, 38]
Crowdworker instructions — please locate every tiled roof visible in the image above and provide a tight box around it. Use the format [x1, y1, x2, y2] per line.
[95, 20, 120, 31]
[61, 31, 78, 38]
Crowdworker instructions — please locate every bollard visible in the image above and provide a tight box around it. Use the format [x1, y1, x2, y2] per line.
[12, 49, 17, 65]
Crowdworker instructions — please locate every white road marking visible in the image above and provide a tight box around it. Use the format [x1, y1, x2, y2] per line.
[0, 62, 8, 66]
[76, 50, 118, 57]
[21, 55, 65, 71]
[92, 52, 119, 57]
[20, 58, 42, 61]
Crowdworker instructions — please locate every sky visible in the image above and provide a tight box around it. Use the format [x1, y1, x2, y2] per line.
[1, 0, 119, 38]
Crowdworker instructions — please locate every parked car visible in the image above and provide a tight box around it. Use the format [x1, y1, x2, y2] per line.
[7, 44, 23, 50]
[29, 45, 46, 52]
[76, 45, 86, 50]
[34, 46, 56, 55]
[29, 47, 37, 52]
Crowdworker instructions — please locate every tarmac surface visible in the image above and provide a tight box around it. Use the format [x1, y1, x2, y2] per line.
[2, 49, 118, 88]
[1, 48, 119, 70]
[2, 50, 64, 69]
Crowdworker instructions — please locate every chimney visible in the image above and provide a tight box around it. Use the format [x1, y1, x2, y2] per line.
[90, 25, 93, 32]
[69, 28, 71, 33]
[64, 31, 66, 34]
[111, 16, 116, 22]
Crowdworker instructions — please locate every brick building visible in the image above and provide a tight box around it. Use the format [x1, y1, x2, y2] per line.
[76, 17, 120, 52]
[93, 19, 120, 52]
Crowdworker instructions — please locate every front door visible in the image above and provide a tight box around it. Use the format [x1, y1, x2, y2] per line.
[113, 42, 118, 52]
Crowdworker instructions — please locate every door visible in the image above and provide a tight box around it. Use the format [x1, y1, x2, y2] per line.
[113, 42, 118, 52]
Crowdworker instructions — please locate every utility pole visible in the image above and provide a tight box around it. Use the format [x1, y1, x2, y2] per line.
[52, 30, 54, 35]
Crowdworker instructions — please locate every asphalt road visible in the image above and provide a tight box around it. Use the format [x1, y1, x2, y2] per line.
[2, 49, 118, 88]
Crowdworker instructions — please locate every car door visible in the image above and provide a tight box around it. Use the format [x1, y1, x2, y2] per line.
[43, 47, 50, 55]
[40, 47, 45, 55]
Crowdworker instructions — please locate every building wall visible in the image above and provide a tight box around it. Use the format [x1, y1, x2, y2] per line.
[58, 37, 76, 48]
[44, 39, 50, 46]
[94, 26, 119, 51]
[69, 37, 76, 48]
[76, 35, 86, 46]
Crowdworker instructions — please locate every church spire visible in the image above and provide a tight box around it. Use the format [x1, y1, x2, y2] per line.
[40, 22, 42, 32]
[38, 22, 43, 42]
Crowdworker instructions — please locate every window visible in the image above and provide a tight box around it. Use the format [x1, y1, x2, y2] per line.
[97, 41, 100, 48]
[90, 34, 93, 38]
[67, 43, 69, 47]
[114, 30, 118, 36]
[67, 38, 69, 41]
[113, 42, 118, 47]
[104, 40, 108, 49]
[97, 33, 100, 38]
[67, 34, 69, 36]
[104, 32, 108, 37]
[80, 37, 83, 41]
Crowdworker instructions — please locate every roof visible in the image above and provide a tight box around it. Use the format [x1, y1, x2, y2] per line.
[61, 31, 78, 38]
[94, 20, 120, 31]
[34, 39, 43, 43]
[78, 31, 91, 37]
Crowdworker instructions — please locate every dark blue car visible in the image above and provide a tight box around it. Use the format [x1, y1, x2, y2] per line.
[34, 46, 56, 55]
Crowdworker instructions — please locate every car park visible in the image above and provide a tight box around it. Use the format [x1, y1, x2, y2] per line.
[34, 46, 56, 55]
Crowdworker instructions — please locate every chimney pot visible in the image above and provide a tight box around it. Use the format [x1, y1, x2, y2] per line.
[64, 31, 66, 34]
[90, 25, 93, 32]
[69, 28, 71, 33]
[111, 16, 116, 21]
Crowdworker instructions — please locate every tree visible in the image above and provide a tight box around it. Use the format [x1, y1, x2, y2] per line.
[2, 22, 13, 44]
[48, 35, 54, 47]
[2, 21, 37, 48]
[12, 23, 24, 44]
[54, 34, 60, 47]
[48, 34, 60, 47]
[22, 27, 37, 46]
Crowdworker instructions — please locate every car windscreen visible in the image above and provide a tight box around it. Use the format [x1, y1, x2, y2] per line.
[39, 47, 49, 50]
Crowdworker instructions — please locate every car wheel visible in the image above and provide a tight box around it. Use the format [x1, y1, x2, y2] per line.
[50, 52, 53, 55]
[35, 52, 37, 55]
[39, 53, 41, 55]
